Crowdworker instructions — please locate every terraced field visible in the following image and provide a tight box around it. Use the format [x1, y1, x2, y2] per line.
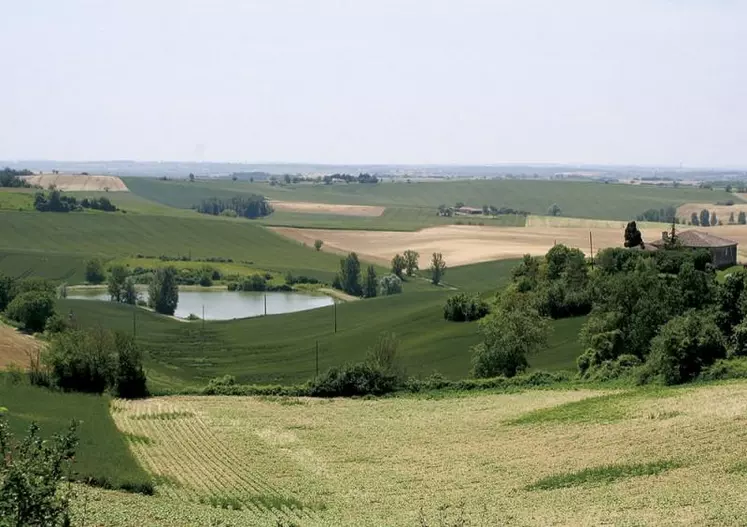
[69, 381, 747, 526]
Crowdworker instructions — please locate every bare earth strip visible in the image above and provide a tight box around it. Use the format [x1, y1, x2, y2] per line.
[22, 174, 129, 192]
[269, 200, 384, 217]
[274, 223, 747, 266]
[0, 323, 42, 370]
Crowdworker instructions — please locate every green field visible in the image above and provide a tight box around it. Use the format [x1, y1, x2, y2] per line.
[70, 382, 747, 526]
[58, 289, 584, 391]
[0, 211, 344, 282]
[0, 189, 34, 211]
[125, 177, 740, 221]
[0, 249, 91, 283]
[0, 381, 151, 492]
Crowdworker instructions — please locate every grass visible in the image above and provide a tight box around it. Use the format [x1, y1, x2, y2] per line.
[525, 460, 681, 491]
[0, 249, 91, 283]
[57, 290, 581, 392]
[0, 190, 34, 211]
[72, 381, 747, 526]
[0, 210, 345, 282]
[125, 177, 740, 221]
[443, 258, 521, 292]
[0, 381, 151, 492]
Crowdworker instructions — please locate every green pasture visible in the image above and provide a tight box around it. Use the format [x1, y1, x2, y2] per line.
[0, 381, 151, 492]
[0, 190, 34, 211]
[0, 211, 344, 282]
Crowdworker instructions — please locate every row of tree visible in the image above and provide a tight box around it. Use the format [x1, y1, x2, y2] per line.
[34, 191, 117, 213]
[0, 167, 32, 187]
[691, 209, 747, 226]
[194, 195, 273, 219]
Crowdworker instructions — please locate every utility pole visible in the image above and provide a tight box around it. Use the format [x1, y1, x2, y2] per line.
[132, 309, 136, 338]
[334, 301, 337, 334]
[315, 341, 319, 378]
[264, 294, 267, 316]
[589, 231, 594, 269]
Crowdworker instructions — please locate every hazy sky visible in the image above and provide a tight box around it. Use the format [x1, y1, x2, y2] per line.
[2, 0, 745, 167]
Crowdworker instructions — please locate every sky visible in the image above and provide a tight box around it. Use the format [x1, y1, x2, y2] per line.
[1, 0, 745, 167]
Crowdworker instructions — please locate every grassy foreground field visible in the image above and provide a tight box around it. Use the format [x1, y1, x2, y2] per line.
[0, 382, 151, 491]
[67, 381, 747, 526]
[125, 177, 739, 221]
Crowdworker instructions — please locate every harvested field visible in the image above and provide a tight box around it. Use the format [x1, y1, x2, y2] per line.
[80, 382, 747, 526]
[271, 224, 668, 266]
[677, 202, 747, 224]
[526, 215, 667, 230]
[0, 322, 42, 369]
[22, 174, 129, 192]
[270, 200, 384, 217]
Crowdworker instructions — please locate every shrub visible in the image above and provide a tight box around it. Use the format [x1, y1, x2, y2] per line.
[113, 332, 148, 398]
[378, 274, 402, 296]
[443, 293, 489, 322]
[646, 312, 726, 385]
[239, 274, 267, 291]
[0, 415, 78, 527]
[308, 363, 399, 397]
[314, 239, 323, 251]
[44, 314, 69, 334]
[5, 292, 56, 333]
[699, 357, 747, 381]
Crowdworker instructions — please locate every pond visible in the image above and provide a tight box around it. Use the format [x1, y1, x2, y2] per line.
[67, 288, 335, 321]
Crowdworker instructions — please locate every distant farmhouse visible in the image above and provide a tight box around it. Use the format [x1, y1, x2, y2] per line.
[455, 206, 483, 215]
[649, 230, 738, 269]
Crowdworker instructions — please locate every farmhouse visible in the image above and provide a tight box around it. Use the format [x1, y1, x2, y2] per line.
[650, 230, 738, 268]
[455, 206, 483, 215]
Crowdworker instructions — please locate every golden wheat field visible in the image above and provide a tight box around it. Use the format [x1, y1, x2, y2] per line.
[270, 200, 385, 217]
[71, 382, 747, 526]
[0, 322, 40, 370]
[21, 174, 129, 191]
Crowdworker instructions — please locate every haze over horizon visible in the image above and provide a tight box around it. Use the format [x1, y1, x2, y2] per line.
[2, 1, 745, 167]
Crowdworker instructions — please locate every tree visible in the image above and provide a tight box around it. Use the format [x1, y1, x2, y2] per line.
[364, 265, 378, 298]
[122, 278, 139, 305]
[0, 273, 14, 311]
[699, 209, 710, 228]
[148, 266, 179, 315]
[108, 265, 129, 302]
[691, 212, 700, 226]
[710, 211, 718, 227]
[46, 328, 117, 393]
[378, 274, 403, 296]
[188, 173, 195, 182]
[443, 293, 489, 322]
[283, 174, 292, 184]
[729, 212, 736, 224]
[0, 415, 78, 527]
[85, 258, 106, 284]
[623, 221, 644, 248]
[338, 253, 362, 296]
[5, 292, 55, 333]
[391, 254, 406, 278]
[726, 184, 733, 193]
[113, 332, 148, 398]
[647, 312, 726, 384]
[739, 211, 747, 225]
[403, 250, 419, 277]
[471, 297, 550, 378]
[548, 203, 562, 217]
[314, 239, 324, 251]
[482, 205, 489, 215]
[429, 253, 446, 285]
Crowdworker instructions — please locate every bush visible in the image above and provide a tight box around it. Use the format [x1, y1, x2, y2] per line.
[308, 363, 399, 397]
[0, 415, 78, 527]
[45, 329, 117, 394]
[44, 314, 69, 334]
[112, 332, 148, 398]
[5, 292, 56, 333]
[443, 293, 489, 322]
[699, 357, 747, 381]
[646, 312, 726, 385]
[378, 274, 402, 296]
[239, 274, 267, 291]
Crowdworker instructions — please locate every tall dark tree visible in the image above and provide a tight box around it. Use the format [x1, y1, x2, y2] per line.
[108, 265, 129, 302]
[729, 212, 736, 224]
[339, 253, 362, 296]
[711, 211, 719, 227]
[691, 212, 700, 226]
[699, 209, 710, 228]
[740, 211, 747, 225]
[85, 259, 106, 284]
[429, 253, 447, 285]
[364, 265, 378, 298]
[148, 266, 179, 315]
[403, 250, 419, 277]
[391, 254, 406, 278]
[623, 221, 644, 248]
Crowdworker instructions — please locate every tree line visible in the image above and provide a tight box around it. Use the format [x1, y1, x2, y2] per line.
[34, 190, 117, 213]
[0, 167, 32, 187]
[194, 195, 273, 219]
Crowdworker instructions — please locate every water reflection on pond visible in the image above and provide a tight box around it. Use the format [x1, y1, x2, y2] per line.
[67, 288, 334, 320]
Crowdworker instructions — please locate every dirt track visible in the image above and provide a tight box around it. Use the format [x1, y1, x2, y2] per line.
[273, 224, 747, 266]
[0, 323, 42, 370]
[22, 174, 129, 192]
[270, 200, 384, 217]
